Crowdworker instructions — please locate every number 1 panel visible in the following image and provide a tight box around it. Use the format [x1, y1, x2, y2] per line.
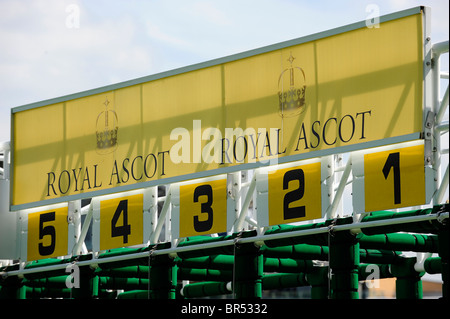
[352, 140, 427, 213]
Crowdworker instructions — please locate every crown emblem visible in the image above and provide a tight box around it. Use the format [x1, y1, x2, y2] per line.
[278, 53, 306, 117]
[96, 97, 118, 153]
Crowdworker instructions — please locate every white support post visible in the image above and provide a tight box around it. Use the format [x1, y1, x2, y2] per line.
[150, 186, 172, 244]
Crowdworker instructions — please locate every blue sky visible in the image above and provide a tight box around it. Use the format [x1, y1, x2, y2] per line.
[0, 0, 448, 142]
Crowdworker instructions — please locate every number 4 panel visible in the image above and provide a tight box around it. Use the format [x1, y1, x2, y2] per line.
[92, 191, 144, 251]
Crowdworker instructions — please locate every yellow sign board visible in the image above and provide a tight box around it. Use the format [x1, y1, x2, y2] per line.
[27, 206, 68, 261]
[364, 143, 425, 211]
[268, 162, 322, 226]
[11, 9, 424, 209]
[99, 193, 144, 251]
[179, 178, 228, 238]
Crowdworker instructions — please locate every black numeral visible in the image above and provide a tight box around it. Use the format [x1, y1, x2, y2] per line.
[382, 152, 401, 204]
[111, 199, 131, 244]
[193, 184, 214, 232]
[38, 212, 56, 256]
[283, 169, 306, 220]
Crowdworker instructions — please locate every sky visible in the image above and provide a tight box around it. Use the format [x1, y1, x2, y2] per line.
[0, 0, 448, 143]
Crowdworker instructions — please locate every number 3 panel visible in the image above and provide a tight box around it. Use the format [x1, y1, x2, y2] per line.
[256, 158, 326, 227]
[171, 175, 230, 239]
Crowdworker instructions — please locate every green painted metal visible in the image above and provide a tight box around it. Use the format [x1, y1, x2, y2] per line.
[0, 276, 25, 299]
[306, 266, 328, 299]
[178, 267, 232, 282]
[117, 290, 148, 299]
[182, 281, 230, 298]
[95, 265, 149, 278]
[359, 248, 403, 264]
[437, 220, 449, 299]
[233, 243, 263, 299]
[360, 205, 446, 235]
[329, 230, 361, 299]
[391, 257, 424, 299]
[99, 277, 149, 290]
[359, 233, 439, 252]
[262, 273, 308, 290]
[262, 244, 329, 260]
[424, 257, 442, 274]
[148, 255, 177, 299]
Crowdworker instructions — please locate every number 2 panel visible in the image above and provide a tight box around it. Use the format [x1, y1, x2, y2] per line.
[267, 162, 322, 226]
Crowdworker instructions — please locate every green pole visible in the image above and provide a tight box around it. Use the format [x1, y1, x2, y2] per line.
[0, 276, 25, 299]
[71, 266, 96, 299]
[329, 229, 360, 299]
[149, 254, 177, 299]
[233, 243, 263, 299]
[438, 219, 449, 299]
[306, 266, 328, 299]
[391, 257, 423, 299]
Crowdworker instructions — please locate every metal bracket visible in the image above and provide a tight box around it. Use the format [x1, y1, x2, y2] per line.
[423, 111, 435, 165]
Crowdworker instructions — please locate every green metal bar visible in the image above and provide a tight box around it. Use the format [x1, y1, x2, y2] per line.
[306, 266, 328, 299]
[176, 234, 237, 259]
[178, 267, 232, 282]
[95, 265, 150, 279]
[329, 230, 361, 299]
[99, 277, 149, 290]
[262, 273, 308, 290]
[360, 233, 439, 252]
[360, 204, 448, 235]
[263, 221, 330, 247]
[117, 290, 148, 299]
[25, 286, 71, 299]
[181, 281, 231, 298]
[71, 266, 97, 299]
[391, 257, 423, 299]
[424, 257, 442, 274]
[0, 276, 25, 299]
[262, 244, 328, 260]
[149, 255, 177, 299]
[263, 257, 314, 273]
[359, 248, 404, 264]
[177, 255, 234, 270]
[233, 243, 263, 299]
[359, 263, 393, 279]
[438, 219, 449, 299]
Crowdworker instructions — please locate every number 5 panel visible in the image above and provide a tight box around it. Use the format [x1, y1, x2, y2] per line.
[256, 159, 328, 227]
[26, 205, 70, 261]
